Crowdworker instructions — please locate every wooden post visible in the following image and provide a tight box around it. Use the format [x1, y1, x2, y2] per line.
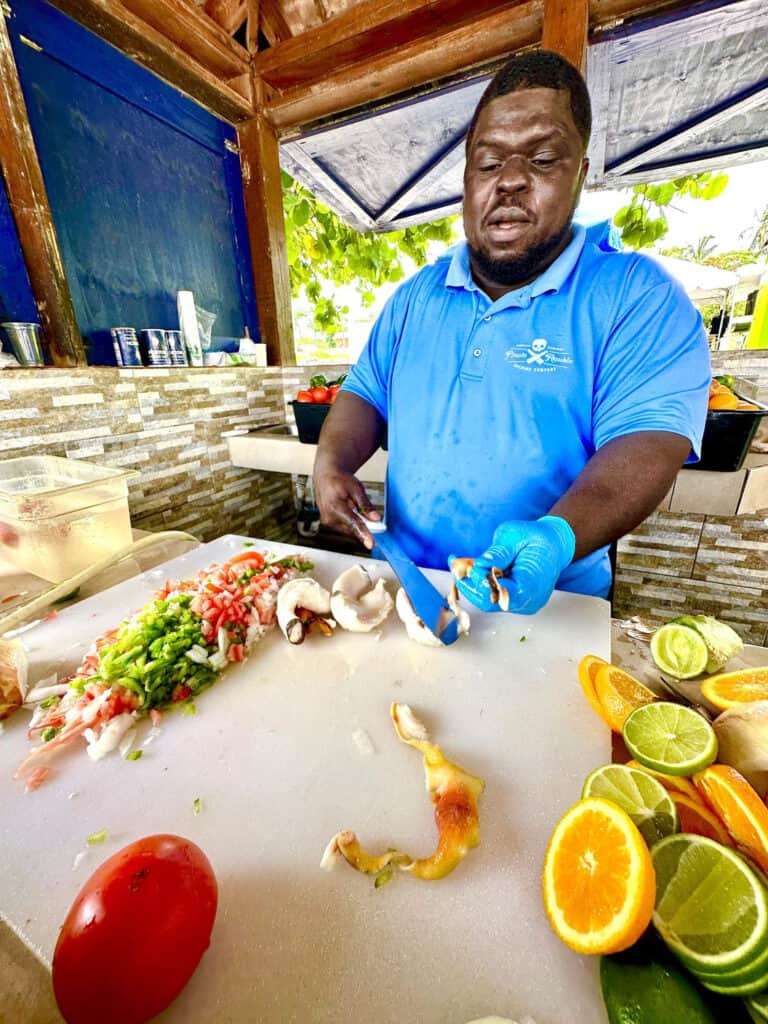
[237, 108, 295, 366]
[542, 0, 588, 72]
[0, 11, 85, 366]
[246, 0, 260, 54]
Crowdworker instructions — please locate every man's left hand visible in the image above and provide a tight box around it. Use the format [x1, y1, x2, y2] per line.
[449, 516, 576, 615]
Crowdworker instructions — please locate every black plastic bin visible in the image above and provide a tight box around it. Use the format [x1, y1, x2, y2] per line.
[686, 407, 768, 472]
[292, 401, 330, 444]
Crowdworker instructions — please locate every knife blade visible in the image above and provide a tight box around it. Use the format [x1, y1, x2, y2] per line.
[367, 522, 459, 646]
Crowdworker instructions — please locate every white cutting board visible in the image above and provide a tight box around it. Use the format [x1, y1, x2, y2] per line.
[0, 535, 611, 1024]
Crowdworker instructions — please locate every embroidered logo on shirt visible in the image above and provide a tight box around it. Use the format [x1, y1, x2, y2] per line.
[504, 338, 573, 373]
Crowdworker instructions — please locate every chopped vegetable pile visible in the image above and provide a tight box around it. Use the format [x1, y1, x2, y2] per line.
[16, 548, 313, 784]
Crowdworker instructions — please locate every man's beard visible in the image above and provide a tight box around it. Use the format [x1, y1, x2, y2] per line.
[468, 218, 573, 288]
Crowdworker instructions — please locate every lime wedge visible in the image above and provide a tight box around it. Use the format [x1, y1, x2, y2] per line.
[700, 963, 768, 997]
[623, 702, 718, 776]
[652, 834, 768, 973]
[651, 623, 709, 679]
[582, 764, 678, 847]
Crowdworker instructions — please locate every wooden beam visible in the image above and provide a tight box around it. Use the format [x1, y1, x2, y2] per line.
[118, 0, 248, 76]
[203, 0, 248, 36]
[47, 0, 254, 121]
[0, 13, 85, 367]
[263, 1, 543, 131]
[256, 0, 534, 90]
[237, 115, 295, 366]
[246, 0, 260, 52]
[588, 0, 699, 32]
[260, 0, 293, 45]
[542, 0, 588, 71]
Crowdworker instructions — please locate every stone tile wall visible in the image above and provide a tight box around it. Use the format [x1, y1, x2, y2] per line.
[0, 366, 297, 545]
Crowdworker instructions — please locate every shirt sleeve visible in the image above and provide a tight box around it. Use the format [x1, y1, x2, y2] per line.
[342, 283, 408, 420]
[592, 266, 711, 460]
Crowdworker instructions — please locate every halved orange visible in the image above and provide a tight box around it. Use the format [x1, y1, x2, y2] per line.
[701, 668, 768, 711]
[626, 759, 699, 800]
[670, 793, 734, 846]
[542, 797, 656, 955]
[593, 665, 658, 732]
[694, 765, 768, 873]
[578, 654, 610, 719]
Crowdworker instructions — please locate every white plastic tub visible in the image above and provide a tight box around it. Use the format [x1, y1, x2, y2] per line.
[0, 456, 135, 583]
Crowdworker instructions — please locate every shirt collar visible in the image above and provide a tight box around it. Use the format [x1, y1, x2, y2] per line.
[444, 223, 587, 302]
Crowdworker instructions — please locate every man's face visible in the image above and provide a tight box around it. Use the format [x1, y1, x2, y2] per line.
[463, 87, 588, 293]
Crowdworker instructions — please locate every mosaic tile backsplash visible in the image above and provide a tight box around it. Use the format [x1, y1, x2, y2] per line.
[1, 358, 766, 644]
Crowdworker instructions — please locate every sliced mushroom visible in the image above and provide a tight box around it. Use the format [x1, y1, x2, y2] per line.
[330, 564, 393, 633]
[395, 587, 470, 647]
[322, 702, 485, 882]
[276, 578, 335, 645]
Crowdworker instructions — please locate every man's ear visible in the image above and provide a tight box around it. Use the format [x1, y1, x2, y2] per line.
[579, 157, 590, 190]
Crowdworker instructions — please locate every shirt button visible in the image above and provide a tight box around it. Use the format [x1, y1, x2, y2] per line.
[473, 348, 482, 357]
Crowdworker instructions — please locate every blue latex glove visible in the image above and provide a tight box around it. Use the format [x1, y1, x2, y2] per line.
[448, 516, 576, 615]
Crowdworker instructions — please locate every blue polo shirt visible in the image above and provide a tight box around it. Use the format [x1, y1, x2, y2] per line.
[344, 225, 710, 597]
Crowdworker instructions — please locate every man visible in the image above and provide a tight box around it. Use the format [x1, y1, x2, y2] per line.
[313, 50, 710, 615]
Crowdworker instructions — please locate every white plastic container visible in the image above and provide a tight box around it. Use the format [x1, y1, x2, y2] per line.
[0, 456, 135, 583]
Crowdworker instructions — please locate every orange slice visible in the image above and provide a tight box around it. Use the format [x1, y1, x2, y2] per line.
[593, 665, 658, 732]
[578, 654, 610, 719]
[701, 668, 768, 711]
[670, 793, 734, 846]
[625, 759, 699, 800]
[694, 765, 768, 873]
[542, 797, 656, 955]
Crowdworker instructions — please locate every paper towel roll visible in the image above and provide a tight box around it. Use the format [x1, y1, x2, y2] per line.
[177, 291, 203, 366]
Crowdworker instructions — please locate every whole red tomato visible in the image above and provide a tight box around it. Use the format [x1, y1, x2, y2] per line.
[295, 389, 313, 402]
[52, 834, 217, 1024]
[327, 384, 341, 404]
[308, 385, 330, 403]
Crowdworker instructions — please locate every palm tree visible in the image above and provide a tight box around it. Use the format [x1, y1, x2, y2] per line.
[683, 234, 717, 262]
[749, 204, 768, 256]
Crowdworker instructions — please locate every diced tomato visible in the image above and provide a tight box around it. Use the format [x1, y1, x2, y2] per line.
[171, 685, 192, 703]
[150, 709, 162, 726]
[227, 644, 245, 662]
[44, 610, 58, 622]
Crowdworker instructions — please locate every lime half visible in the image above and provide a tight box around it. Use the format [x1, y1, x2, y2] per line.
[623, 702, 718, 776]
[652, 834, 768, 973]
[651, 623, 709, 679]
[582, 764, 678, 847]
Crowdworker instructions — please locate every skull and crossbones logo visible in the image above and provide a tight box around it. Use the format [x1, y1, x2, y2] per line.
[526, 338, 549, 364]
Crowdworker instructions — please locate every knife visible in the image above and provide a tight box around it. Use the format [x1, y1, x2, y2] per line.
[366, 521, 460, 646]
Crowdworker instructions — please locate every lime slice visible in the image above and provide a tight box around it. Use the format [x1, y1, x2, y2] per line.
[651, 623, 709, 679]
[581, 764, 678, 847]
[748, 992, 768, 1022]
[623, 702, 718, 776]
[694, 931, 768, 988]
[652, 834, 768, 973]
[700, 963, 768, 997]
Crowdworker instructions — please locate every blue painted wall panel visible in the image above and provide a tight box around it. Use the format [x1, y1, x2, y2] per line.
[0, 178, 37, 324]
[6, 0, 258, 353]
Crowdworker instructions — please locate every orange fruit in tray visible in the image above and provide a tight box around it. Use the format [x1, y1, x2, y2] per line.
[701, 667, 768, 710]
[670, 792, 734, 847]
[693, 765, 768, 874]
[577, 654, 610, 719]
[542, 797, 656, 955]
[593, 664, 658, 732]
[625, 759, 699, 800]
[708, 392, 740, 410]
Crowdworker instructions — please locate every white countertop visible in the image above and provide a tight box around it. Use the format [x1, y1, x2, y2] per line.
[225, 430, 387, 482]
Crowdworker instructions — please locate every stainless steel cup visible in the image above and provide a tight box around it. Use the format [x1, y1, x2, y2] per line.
[1, 322, 44, 366]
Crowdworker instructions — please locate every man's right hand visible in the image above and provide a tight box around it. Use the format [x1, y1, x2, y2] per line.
[312, 391, 386, 550]
[313, 464, 381, 549]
